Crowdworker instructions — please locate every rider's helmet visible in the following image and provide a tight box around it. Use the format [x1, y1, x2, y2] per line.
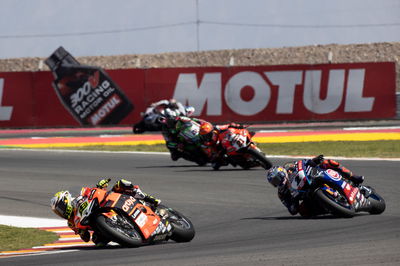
[185, 106, 195, 117]
[200, 122, 213, 135]
[164, 108, 178, 119]
[199, 122, 216, 142]
[266, 166, 288, 187]
[168, 98, 178, 108]
[50, 191, 74, 219]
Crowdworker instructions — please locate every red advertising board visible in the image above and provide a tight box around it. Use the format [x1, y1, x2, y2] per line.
[0, 62, 396, 128]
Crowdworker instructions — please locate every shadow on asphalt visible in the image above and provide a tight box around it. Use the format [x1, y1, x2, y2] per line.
[242, 213, 369, 220]
[58, 241, 177, 252]
[136, 164, 265, 173]
[135, 164, 204, 168]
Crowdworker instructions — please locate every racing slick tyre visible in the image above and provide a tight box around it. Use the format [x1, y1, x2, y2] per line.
[314, 189, 355, 218]
[95, 213, 143, 247]
[246, 147, 273, 170]
[132, 122, 146, 134]
[367, 189, 386, 215]
[164, 207, 195, 243]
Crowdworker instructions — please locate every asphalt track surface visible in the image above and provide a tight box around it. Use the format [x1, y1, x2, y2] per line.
[0, 149, 399, 266]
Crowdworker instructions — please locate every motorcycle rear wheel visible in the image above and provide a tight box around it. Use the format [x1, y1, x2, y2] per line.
[314, 189, 355, 218]
[95, 213, 143, 247]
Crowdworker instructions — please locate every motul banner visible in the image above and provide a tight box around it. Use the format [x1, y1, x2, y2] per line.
[45, 47, 134, 126]
[0, 62, 396, 128]
[165, 63, 396, 122]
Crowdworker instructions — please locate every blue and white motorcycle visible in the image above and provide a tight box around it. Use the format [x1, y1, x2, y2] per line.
[289, 161, 385, 218]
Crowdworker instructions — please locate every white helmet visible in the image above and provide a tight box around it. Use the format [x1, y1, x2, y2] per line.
[185, 106, 195, 117]
[50, 191, 74, 219]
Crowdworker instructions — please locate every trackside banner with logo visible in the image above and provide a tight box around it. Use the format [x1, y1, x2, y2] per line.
[0, 62, 396, 128]
[45, 47, 134, 126]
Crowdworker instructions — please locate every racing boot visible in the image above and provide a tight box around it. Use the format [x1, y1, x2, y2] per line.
[112, 179, 134, 194]
[348, 175, 364, 185]
[92, 232, 110, 248]
[212, 161, 221, 170]
[212, 154, 230, 170]
[78, 229, 90, 242]
[169, 149, 181, 161]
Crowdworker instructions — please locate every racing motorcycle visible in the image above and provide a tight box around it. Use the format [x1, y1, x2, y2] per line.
[73, 187, 195, 247]
[288, 160, 385, 218]
[161, 116, 210, 166]
[133, 102, 195, 134]
[214, 125, 272, 170]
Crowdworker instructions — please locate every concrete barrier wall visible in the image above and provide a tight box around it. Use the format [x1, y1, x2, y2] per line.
[1, 42, 399, 91]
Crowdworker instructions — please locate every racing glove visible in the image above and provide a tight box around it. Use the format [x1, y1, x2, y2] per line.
[96, 178, 111, 189]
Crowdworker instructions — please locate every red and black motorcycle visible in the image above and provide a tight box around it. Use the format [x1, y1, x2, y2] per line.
[214, 125, 272, 170]
[72, 187, 195, 247]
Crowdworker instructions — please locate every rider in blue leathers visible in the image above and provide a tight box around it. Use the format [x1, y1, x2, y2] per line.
[266, 155, 364, 216]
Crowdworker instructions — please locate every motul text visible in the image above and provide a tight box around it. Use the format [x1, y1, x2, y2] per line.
[173, 69, 374, 116]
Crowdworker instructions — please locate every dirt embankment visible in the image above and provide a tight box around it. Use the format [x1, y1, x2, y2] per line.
[1, 42, 399, 90]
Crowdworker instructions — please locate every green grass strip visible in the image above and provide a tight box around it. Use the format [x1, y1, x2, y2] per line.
[0, 225, 58, 252]
[258, 140, 400, 158]
[33, 140, 400, 158]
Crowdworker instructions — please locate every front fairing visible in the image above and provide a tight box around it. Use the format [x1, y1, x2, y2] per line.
[73, 187, 108, 229]
[318, 169, 361, 205]
[221, 128, 251, 155]
[178, 122, 201, 144]
[101, 194, 161, 240]
[288, 160, 314, 198]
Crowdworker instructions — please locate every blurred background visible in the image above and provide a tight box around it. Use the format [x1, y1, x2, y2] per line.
[0, 0, 399, 59]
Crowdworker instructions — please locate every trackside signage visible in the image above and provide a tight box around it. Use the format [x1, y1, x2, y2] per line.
[0, 62, 396, 127]
[151, 63, 396, 123]
[175, 70, 372, 115]
[45, 47, 134, 126]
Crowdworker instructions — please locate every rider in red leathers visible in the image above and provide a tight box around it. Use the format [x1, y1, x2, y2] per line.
[199, 121, 246, 169]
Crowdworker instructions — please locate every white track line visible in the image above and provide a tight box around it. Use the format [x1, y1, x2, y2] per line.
[1, 148, 399, 161]
[0, 215, 66, 228]
[343, 126, 400, 130]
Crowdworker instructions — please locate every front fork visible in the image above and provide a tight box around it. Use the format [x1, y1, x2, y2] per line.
[320, 184, 370, 212]
[150, 207, 172, 241]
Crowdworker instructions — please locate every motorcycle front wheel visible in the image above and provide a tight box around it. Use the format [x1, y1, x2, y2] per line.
[132, 121, 146, 134]
[161, 206, 195, 242]
[314, 189, 355, 218]
[246, 147, 273, 170]
[95, 213, 143, 247]
[366, 188, 386, 214]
